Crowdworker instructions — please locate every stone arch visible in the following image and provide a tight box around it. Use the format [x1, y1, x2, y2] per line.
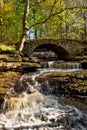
[22, 39, 86, 59]
[33, 43, 69, 60]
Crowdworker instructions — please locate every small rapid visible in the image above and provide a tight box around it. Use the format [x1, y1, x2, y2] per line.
[41, 61, 82, 71]
[0, 62, 86, 130]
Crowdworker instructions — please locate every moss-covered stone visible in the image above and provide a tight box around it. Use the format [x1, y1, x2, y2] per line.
[0, 44, 16, 54]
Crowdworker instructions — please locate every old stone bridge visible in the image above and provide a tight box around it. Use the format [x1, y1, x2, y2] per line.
[22, 39, 86, 60]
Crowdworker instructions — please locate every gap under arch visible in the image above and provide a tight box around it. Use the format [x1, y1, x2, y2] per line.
[33, 43, 69, 60]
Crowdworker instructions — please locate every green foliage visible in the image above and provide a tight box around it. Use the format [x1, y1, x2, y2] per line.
[0, 0, 87, 43]
[0, 0, 24, 43]
[0, 44, 16, 54]
[74, 46, 84, 56]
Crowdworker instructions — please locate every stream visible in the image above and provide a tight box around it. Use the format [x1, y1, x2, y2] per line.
[0, 50, 87, 130]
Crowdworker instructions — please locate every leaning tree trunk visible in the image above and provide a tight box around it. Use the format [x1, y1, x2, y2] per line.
[17, 0, 29, 52]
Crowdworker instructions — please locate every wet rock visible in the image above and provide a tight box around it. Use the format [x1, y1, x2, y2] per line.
[22, 57, 30, 62]
[36, 70, 87, 102]
[14, 76, 35, 94]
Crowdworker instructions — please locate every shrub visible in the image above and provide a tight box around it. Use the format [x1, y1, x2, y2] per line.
[0, 44, 16, 54]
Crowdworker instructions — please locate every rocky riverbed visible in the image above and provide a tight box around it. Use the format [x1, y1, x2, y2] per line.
[0, 66, 87, 130]
[0, 53, 87, 108]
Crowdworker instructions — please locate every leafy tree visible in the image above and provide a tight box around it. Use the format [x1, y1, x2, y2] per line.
[0, 0, 24, 43]
[0, 0, 87, 49]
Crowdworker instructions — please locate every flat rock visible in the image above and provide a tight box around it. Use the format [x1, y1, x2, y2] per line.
[36, 70, 87, 102]
[0, 62, 41, 72]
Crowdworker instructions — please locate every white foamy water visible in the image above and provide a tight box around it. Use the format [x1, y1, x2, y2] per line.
[47, 61, 82, 70]
[0, 93, 66, 129]
[0, 68, 86, 130]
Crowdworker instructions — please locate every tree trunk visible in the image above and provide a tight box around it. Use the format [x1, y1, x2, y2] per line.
[17, 0, 29, 52]
[65, 0, 69, 39]
[83, 12, 87, 40]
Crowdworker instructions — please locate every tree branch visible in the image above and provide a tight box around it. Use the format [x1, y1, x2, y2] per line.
[28, 5, 87, 30]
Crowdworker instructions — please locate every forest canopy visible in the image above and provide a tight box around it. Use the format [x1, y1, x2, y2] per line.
[0, 0, 87, 45]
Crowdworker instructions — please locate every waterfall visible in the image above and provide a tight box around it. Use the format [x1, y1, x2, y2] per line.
[0, 65, 86, 130]
[47, 61, 82, 71]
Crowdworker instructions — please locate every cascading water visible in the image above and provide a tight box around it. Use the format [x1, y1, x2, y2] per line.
[0, 63, 86, 130]
[47, 61, 82, 71]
